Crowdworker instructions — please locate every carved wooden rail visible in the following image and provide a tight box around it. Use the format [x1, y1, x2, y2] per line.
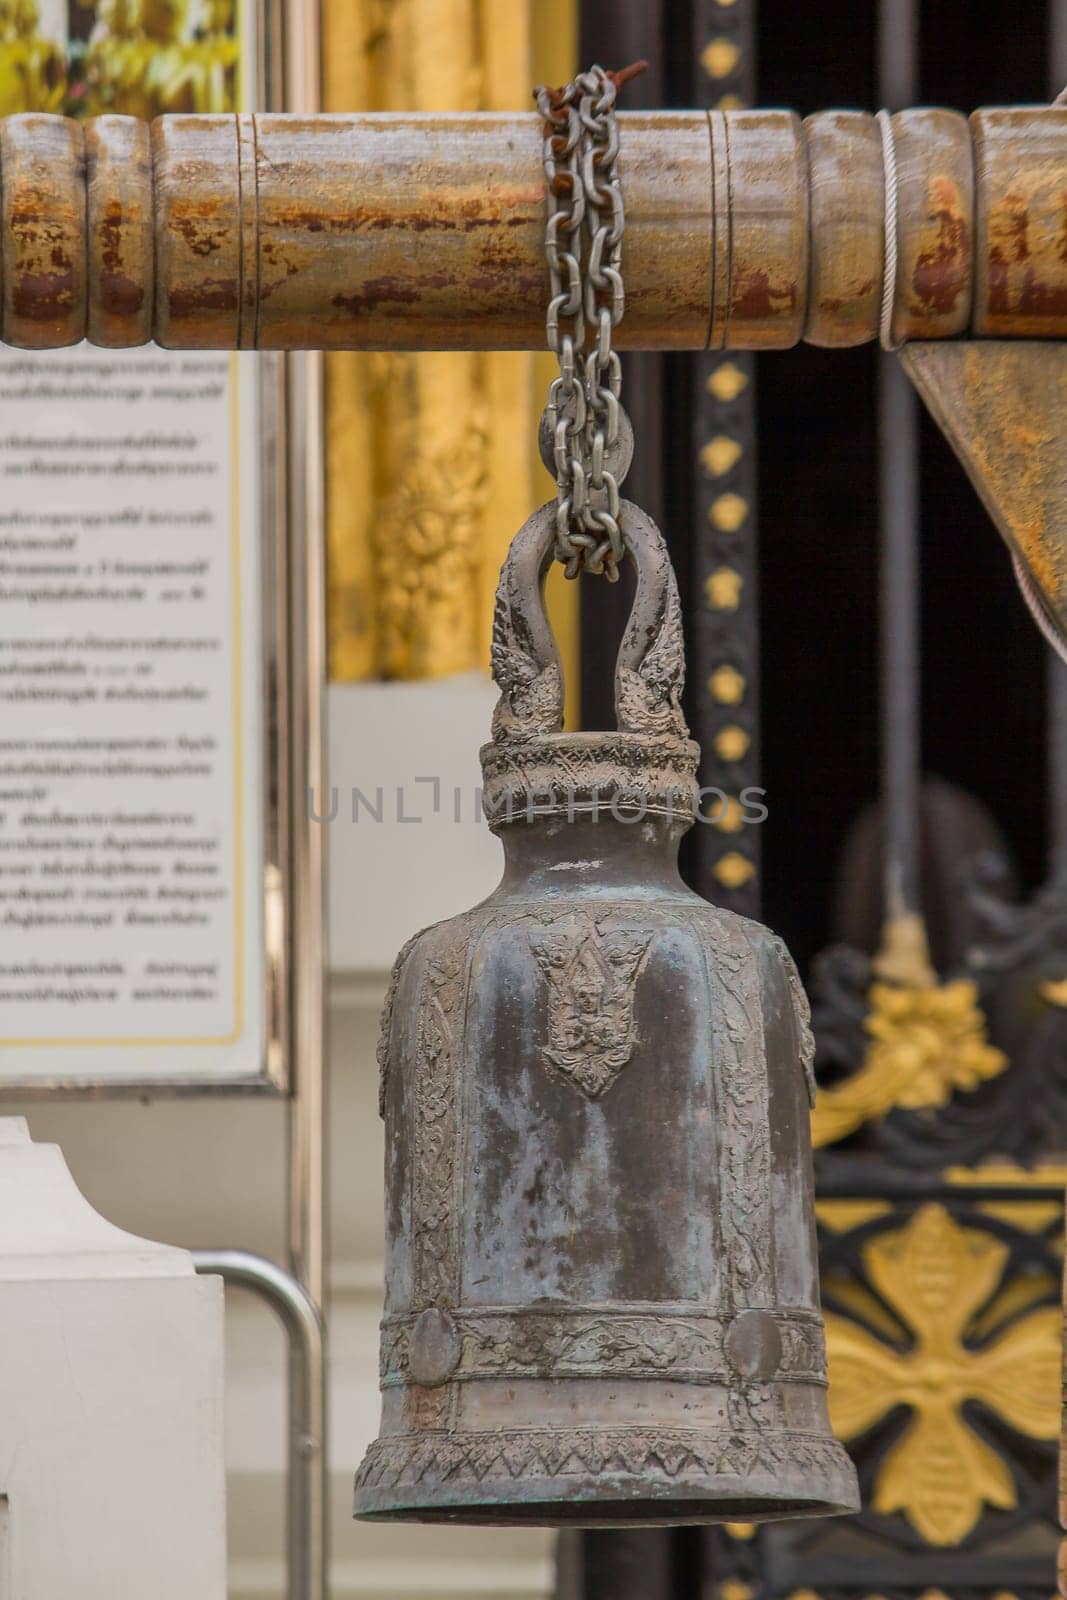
[1, 106, 1064, 351]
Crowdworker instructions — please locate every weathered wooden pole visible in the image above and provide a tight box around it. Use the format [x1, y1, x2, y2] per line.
[0, 106, 1064, 351]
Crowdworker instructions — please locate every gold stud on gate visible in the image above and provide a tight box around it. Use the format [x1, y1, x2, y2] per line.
[354, 65, 859, 1528]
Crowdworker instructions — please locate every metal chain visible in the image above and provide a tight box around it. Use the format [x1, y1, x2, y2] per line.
[536, 63, 639, 582]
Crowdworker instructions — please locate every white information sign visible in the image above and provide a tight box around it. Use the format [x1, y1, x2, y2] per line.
[0, 348, 266, 1086]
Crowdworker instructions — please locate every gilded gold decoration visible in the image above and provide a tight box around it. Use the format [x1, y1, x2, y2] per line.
[713, 851, 755, 890]
[817, 1199, 893, 1233]
[713, 724, 750, 762]
[714, 795, 745, 834]
[811, 977, 1005, 1146]
[705, 565, 743, 611]
[710, 492, 749, 532]
[811, 914, 1006, 1148]
[700, 37, 741, 78]
[325, 0, 578, 706]
[716, 93, 744, 111]
[1039, 975, 1067, 1005]
[374, 416, 490, 678]
[723, 1521, 756, 1539]
[700, 435, 743, 477]
[825, 1204, 1059, 1545]
[0, 0, 240, 119]
[0, 0, 65, 112]
[872, 910, 936, 986]
[707, 362, 749, 402]
[719, 1582, 753, 1600]
[709, 664, 746, 705]
[946, 1162, 1067, 1189]
[965, 1255, 1060, 1344]
[974, 1198, 1064, 1231]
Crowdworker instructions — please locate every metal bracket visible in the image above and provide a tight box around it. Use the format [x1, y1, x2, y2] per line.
[902, 341, 1067, 640]
[192, 1250, 328, 1600]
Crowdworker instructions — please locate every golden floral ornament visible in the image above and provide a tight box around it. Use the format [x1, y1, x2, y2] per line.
[713, 795, 745, 834]
[712, 850, 755, 890]
[709, 664, 746, 705]
[374, 425, 490, 680]
[1039, 975, 1067, 1005]
[717, 1581, 753, 1600]
[709, 492, 749, 533]
[701, 37, 742, 78]
[707, 362, 748, 403]
[811, 916, 1006, 1148]
[705, 565, 744, 611]
[700, 435, 743, 477]
[713, 724, 750, 762]
[824, 1204, 1059, 1545]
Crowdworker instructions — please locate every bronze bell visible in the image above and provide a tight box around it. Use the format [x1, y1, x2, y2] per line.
[354, 500, 860, 1526]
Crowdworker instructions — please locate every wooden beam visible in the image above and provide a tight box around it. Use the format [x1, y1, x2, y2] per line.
[0, 106, 1065, 350]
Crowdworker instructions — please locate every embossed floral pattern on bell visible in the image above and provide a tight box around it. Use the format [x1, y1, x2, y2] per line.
[354, 500, 860, 1526]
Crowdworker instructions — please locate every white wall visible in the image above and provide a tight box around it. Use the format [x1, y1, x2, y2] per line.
[0, 1120, 227, 1599]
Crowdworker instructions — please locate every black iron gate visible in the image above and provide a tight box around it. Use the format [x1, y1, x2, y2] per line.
[565, 0, 1066, 1595]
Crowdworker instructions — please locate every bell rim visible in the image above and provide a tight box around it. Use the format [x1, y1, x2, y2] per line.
[353, 1424, 860, 1527]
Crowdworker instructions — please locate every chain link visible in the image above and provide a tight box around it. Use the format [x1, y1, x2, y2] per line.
[536, 63, 638, 582]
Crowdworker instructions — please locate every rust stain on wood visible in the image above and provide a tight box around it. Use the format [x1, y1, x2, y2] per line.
[0, 108, 1065, 348]
[904, 342, 1067, 632]
[1, 115, 86, 346]
[910, 177, 970, 316]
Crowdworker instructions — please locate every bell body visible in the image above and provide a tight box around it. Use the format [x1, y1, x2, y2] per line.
[355, 808, 858, 1524]
[354, 500, 858, 1525]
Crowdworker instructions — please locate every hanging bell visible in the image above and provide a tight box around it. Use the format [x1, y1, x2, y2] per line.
[354, 500, 860, 1526]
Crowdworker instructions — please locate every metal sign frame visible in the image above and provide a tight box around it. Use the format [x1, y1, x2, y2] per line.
[0, 0, 323, 1100]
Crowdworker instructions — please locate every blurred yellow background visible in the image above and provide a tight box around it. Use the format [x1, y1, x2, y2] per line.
[0, 0, 237, 115]
[323, 0, 580, 727]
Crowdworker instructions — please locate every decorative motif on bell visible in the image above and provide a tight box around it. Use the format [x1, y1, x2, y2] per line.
[352, 500, 861, 1525]
[530, 916, 653, 1100]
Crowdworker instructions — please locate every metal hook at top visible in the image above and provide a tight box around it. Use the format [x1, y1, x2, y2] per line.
[488, 499, 690, 745]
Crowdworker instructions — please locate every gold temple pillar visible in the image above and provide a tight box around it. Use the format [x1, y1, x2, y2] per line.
[324, 0, 578, 720]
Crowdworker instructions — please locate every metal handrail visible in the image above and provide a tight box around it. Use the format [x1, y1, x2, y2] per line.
[193, 1249, 328, 1600]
